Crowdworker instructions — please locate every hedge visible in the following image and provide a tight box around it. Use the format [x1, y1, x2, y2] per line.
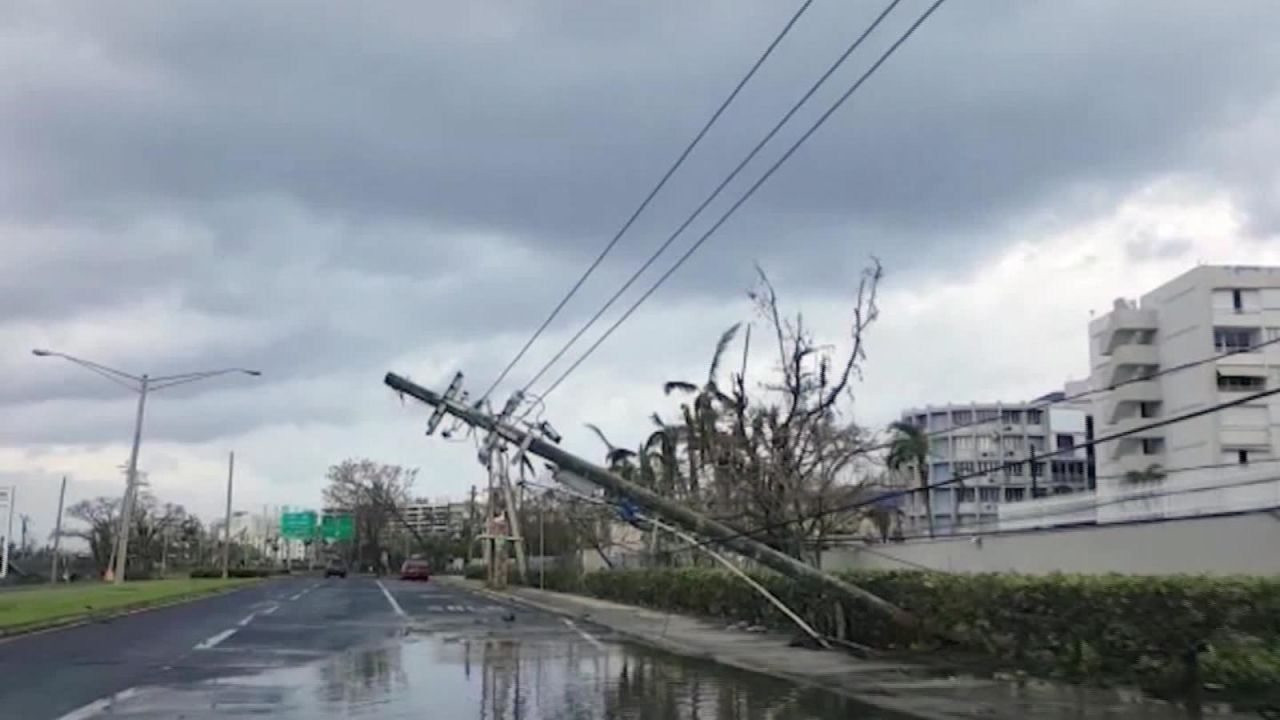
[529, 568, 1280, 695]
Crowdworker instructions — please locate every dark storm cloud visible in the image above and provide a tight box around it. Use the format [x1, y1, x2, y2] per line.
[3, 0, 1280, 446]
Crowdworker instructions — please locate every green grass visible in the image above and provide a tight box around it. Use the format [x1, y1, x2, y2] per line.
[0, 578, 259, 633]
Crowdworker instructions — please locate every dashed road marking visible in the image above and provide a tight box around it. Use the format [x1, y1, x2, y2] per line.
[193, 628, 237, 650]
[376, 579, 407, 618]
[562, 618, 605, 650]
[53, 687, 141, 720]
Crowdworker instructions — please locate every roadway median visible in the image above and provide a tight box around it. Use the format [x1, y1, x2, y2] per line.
[0, 577, 261, 636]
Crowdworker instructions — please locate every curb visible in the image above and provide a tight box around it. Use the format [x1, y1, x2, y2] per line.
[0, 579, 266, 642]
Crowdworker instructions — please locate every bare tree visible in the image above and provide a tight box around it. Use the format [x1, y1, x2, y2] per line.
[636, 260, 885, 562]
[323, 459, 416, 572]
[66, 497, 121, 573]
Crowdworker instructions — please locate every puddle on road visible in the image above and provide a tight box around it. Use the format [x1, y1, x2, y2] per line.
[92, 633, 882, 719]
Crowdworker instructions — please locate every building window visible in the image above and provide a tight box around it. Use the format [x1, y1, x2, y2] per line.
[958, 488, 976, 502]
[1140, 438, 1164, 455]
[1056, 434, 1075, 450]
[1214, 327, 1258, 353]
[1007, 462, 1024, 477]
[953, 436, 974, 455]
[1026, 409, 1044, 424]
[1139, 401, 1159, 419]
[979, 487, 1000, 502]
[952, 409, 973, 425]
[976, 408, 999, 422]
[1268, 327, 1280, 342]
[1002, 436, 1024, 455]
[1238, 449, 1250, 465]
[976, 461, 1001, 474]
[953, 461, 975, 475]
[976, 435, 995, 454]
[914, 414, 927, 428]
[930, 412, 950, 430]
[1026, 435, 1044, 454]
[1001, 410, 1023, 424]
[1218, 374, 1265, 391]
[1004, 487, 1026, 502]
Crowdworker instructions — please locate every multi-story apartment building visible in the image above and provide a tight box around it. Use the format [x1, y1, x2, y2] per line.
[897, 402, 1092, 535]
[401, 499, 480, 538]
[1082, 265, 1280, 520]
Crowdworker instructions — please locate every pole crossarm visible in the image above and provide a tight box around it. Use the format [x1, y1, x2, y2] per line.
[384, 371, 916, 630]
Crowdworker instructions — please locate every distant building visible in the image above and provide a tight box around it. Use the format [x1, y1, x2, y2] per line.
[401, 499, 479, 538]
[897, 401, 1092, 535]
[1002, 265, 1280, 530]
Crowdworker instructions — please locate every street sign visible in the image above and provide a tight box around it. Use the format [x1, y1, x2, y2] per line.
[280, 510, 317, 540]
[320, 514, 354, 541]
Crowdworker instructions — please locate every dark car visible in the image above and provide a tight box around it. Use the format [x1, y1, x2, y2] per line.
[324, 559, 347, 578]
[400, 559, 430, 581]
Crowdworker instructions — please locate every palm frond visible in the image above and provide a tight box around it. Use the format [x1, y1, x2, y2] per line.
[707, 322, 742, 385]
[664, 381, 699, 396]
[584, 423, 616, 452]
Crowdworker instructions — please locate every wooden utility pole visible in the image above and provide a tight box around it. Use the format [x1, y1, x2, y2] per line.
[385, 372, 915, 628]
[496, 448, 528, 583]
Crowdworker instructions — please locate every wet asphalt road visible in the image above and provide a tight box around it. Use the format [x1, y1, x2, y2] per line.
[0, 576, 886, 719]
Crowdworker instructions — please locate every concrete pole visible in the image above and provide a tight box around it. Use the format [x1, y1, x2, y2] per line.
[113, 375, 149, 584]
[385, 372, 916, 628]
[221, 451, 234, 579]
[50, 476, 67, 583]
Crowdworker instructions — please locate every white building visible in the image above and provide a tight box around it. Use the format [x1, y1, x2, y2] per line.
[401, 499, 479, 538]
[1002, 265, 1280, 530]
[898, 401, 1091, 535]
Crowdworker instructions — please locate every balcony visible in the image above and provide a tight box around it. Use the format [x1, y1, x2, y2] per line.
[1099, 307, 1157, 354]
[1106, 417, 1164, 460]
[1103, 379, 1161, 423]
[1097, 343, 1159, 387]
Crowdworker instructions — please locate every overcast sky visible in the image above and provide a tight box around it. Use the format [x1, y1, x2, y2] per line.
[5, 0, 1280, 544]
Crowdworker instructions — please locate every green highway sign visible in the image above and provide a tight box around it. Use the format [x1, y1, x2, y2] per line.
[321, 514, 354, 541]
[280, 511, 317, 540]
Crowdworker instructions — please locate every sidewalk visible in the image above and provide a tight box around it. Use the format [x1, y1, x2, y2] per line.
[441, 577, 1246, 720]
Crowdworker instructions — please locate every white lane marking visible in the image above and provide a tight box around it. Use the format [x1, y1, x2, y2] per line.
[53, 687, 142, 720]
[562, 618, 605, 650]
[376, 579, 407, 618]
[236, 612, 257, 627]
[262, 605, 278, 615]
[193, 628, 238, 650]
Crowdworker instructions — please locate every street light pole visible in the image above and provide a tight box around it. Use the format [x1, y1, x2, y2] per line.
[113, 374, 149, 584]
[222, 451, 234, 579]
[31, 349, 260, 584]
[50, 476, 67, 584]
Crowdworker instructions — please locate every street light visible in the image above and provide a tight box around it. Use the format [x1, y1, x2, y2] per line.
[31, 348, 261, 583]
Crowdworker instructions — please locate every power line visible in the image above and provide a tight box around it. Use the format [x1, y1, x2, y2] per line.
[866, 333, 1280, 456]
[532, 0, 946, 400]
[477, 0, 818, 404]
[674, 384, 1280, 552]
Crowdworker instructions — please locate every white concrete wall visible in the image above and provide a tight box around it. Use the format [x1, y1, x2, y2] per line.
[822, 509, 1280, 575]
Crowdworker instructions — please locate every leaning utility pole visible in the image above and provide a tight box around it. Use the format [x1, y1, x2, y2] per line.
[385, 372, 915, 628]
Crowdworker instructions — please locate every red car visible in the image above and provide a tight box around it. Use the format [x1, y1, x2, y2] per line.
[400, 559, 431, 581]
